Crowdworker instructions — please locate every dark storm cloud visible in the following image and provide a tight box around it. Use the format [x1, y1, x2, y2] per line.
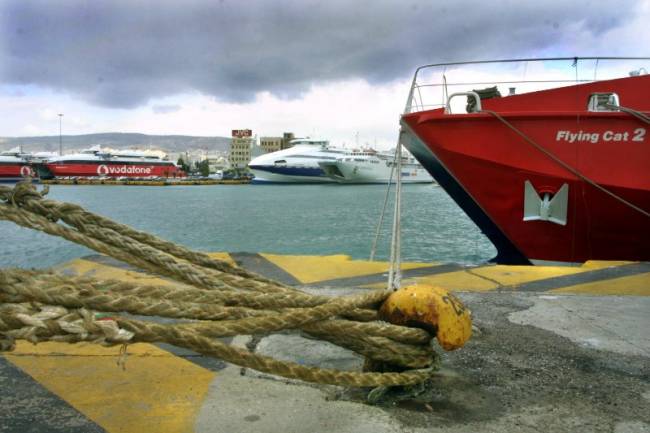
[0, 0, 638, 108]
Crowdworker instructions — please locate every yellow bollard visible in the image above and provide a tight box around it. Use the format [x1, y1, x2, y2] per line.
[379, 284, 472, 351]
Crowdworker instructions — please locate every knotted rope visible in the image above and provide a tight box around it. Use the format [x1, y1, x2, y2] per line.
[0, 181, 438, 386]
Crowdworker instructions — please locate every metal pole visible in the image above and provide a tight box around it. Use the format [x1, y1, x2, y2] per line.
[387, 131, 403, 290]
[58, 113, 63, 155]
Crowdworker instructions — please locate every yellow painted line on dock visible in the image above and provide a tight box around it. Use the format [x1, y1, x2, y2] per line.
[398, 269, 499, 292]
[208, 252, 238, 266]
[56, 254, 649, 296]
[579, 260, 635, 269]
[358, 268, 498, 291]
[551, 272, 650, 296]
[360, 265, 586, 292]
[361, 262, 649, 296]
[261, 253, 434, 284]
[59, 258, 178, 286]
[59, 251, 236, 283]
[469, 264, 587, 286]
[5, 341, 215, 433]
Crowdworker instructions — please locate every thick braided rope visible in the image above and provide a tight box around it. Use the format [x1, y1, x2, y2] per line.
[78, 222, 287, 293]
[1, 271, 432, 367]
[1, 275, 271, 320]
[0, 296, 431, 368]
[100, 278, 330, 308]
[0, 182, 440, 385]
[2, 268, 393, 339]
[3, 270, 429, 344]
[1, 264, 391, 337]
[0, 303, 434, 386]
[117, 318, 434, 386]
[300, 326, 431, 367]
[0, 303, 133, 347]
[0, 275, 434, 380]
[304, 319, 430, 345]
[82, 277, 378, 322]
[137, 288, 389, 337]
[0, 208, 432, 364]
[102, 281, 427, 342]
[0, 188, 377, 321]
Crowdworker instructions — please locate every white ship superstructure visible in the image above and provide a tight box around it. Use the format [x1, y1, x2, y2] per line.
[318, 149, 434, 184]
[247, 138, 347, 183]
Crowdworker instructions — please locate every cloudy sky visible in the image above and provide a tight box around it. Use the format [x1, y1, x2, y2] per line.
[1, 0, 648, 147]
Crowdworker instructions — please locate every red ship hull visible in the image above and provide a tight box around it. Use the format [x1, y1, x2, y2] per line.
[45, 162, 184, 178]
[402, 75, 650, 264]
[0, 163, 36, 182]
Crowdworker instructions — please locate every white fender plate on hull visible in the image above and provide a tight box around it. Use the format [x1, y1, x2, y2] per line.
[523, 181, 569, 226]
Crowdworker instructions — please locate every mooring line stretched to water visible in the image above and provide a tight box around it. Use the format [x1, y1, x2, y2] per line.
[0, 181, 442, 387]
[2, 269, 431, 344]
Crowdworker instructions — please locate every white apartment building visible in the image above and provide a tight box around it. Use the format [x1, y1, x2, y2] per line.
[230, 129, 253, 169]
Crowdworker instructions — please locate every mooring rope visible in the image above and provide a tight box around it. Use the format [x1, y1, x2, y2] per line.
[0, 182, 439, 387]
[0, 302, 434, 387]
[607, 104, 650, 125]
[369, 147, 397, 262]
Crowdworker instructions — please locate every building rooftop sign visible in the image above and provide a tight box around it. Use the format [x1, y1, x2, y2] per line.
[232, 129, 252, 138]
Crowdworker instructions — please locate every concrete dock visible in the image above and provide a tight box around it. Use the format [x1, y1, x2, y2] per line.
[2, 254, 649, 433]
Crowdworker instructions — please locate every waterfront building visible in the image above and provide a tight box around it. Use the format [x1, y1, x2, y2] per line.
[260, 136, 283, 153]
[229, 129, 253, 169]
[281, 132, 295, 149]
[260, 132, 295, 153]
[206, 154, 230, 173]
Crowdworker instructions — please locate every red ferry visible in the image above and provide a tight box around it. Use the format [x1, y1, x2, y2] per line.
[0, 148, 37, 182]
[401, 57, 650, 264]
[45, 145, 184, 179]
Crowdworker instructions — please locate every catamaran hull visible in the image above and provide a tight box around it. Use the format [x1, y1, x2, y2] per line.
[0, 163, 37, 182]
[45, 162, 183, 178]
[249, 165, 336, 183]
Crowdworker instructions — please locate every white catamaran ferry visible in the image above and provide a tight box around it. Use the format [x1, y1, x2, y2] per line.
[247, 138, 347, 183]
[318, 149, 433, 184]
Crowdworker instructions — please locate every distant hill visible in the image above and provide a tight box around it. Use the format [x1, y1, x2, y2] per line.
[0, 133, 231, 154]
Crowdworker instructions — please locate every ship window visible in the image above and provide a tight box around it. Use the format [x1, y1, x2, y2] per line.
[587, 93, 620, 112]
[274, 160, 286, 164]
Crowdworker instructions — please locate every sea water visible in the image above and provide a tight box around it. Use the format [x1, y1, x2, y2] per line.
[0, 184, 496, 268]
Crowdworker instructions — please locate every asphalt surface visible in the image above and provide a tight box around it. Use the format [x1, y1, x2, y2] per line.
[2, 288, 648, 433]
[196, 290, 650, 433]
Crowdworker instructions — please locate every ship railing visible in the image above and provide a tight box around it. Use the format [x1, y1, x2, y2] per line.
[403, 57, 650, 114]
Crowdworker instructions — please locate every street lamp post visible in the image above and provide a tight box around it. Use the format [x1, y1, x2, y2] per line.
[58, 113, 64, 155]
